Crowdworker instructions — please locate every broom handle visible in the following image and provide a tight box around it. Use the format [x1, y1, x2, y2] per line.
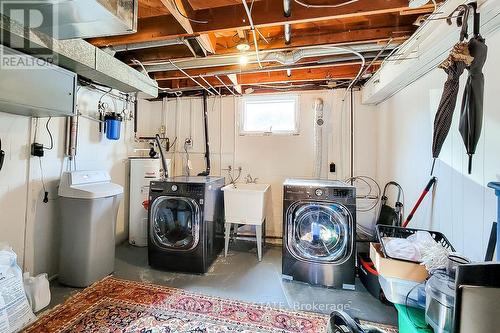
[403, 177, 437, 228]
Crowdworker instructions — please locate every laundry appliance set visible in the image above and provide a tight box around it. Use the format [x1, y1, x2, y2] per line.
[130, 166, 356, 287]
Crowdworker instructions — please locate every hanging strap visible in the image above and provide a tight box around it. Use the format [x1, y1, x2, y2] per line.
[469, 2, 481, 37]
[447, 4, 470, 42]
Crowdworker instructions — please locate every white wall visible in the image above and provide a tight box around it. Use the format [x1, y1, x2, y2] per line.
[138, 90, 378, 238]
[0, 87, 134, 276]
[375, 31, 500, 261]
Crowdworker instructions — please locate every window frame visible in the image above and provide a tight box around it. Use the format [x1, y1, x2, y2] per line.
[239, 94, 300, 136]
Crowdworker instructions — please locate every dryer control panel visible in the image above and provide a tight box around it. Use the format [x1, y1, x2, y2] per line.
[284, 185, 355, 204]
[150, 181, 205, 199]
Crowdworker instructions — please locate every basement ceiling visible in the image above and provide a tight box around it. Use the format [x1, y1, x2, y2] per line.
[87, 0, 441, 96]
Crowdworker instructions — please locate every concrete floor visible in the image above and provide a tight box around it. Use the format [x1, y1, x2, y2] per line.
[50, 241, 397, 326]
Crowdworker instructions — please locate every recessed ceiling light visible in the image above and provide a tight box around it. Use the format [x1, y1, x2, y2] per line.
[408, 0, 431, 8]
[236, 40, 250, 51]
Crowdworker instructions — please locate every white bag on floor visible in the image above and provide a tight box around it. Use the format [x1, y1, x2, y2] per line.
[0, 244, 36, 333]
[23, 273, 51, 313]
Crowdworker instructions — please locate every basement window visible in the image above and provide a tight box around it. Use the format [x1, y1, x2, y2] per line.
[240, 95, 299, 135]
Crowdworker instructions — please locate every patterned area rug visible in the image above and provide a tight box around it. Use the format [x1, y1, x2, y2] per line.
[24, 276, 397, 333]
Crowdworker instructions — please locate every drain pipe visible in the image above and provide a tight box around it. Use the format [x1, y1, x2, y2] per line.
[313, 98, 324, 178]
[155, 134, 169, 179]
[198, 92, 211, 176]
[242, 0, 263, 69]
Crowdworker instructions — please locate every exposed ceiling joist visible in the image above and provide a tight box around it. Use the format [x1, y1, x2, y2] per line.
[160, 0, 194, 34]
[217, 27, 411, 55]
[191, 0, 433, 32]
[227, 74, 242, 94]
[158, 63, 368, 89]
[89, 1, 433, 47]
[153, 58, 381, 81]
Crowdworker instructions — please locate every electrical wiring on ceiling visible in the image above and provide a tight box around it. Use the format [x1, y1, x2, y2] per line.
[319, 46, 365, 100]
[294, 0, 359, 9]
[172, 0, 208, 24]
[242, 0, 263, 69]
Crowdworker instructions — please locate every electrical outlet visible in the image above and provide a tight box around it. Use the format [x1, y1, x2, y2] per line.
[31, 143, 44, 157]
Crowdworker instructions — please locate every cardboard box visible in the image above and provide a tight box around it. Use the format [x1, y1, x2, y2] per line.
[369, 242, 428, 282]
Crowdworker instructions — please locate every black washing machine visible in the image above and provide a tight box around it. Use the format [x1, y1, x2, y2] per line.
[282, 179, 356, 289]
[148, 176, 225, 274]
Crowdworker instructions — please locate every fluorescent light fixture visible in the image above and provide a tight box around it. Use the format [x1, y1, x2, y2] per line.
[408, 0, 431, 8]
[239, 55, 249, 66]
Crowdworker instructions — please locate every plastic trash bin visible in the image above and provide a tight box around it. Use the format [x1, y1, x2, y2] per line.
[58, 170, 123, 287]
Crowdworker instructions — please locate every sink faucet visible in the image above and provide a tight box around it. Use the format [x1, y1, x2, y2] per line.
[245, 174, 258, 184]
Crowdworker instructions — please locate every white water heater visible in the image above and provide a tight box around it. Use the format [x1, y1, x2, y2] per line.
[128, 158, 165, 247]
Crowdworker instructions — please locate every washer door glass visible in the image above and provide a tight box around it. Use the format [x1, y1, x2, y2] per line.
[287, 202, 353, 263]
[151, 196, 200, 251]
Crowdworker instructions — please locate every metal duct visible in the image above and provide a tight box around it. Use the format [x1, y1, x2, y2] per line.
[0, 14, 158, 97]
[112, 38, 184, 52]
[143, 43, 396, 72]
[0, 0, 138, 40]
[313, 98, 325, 178]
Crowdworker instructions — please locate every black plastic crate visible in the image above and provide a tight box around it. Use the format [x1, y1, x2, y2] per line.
[376, 225, 455, 264]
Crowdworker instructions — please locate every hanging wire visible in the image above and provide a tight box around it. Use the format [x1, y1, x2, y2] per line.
[294, 0, 358, 9]
[172, 0, 208, 24]
[242, 0, 263, 69]
[43, 117, 54, 150]
[318, 46, 365, 100]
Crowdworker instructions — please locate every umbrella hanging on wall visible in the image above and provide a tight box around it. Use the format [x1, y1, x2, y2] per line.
[431, 40, 473, 174]
[458, 2, 487, 174]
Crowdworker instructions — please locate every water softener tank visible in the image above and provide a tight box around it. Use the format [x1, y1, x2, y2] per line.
[58, 171, 123, 287]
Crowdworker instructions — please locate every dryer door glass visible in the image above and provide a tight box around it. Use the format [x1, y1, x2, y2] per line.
[150, 196, 200, 251]
[287, 203, 353, 263]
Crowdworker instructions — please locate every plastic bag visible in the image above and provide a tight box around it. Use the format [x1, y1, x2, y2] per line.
[0, 244, 36, 333]
[23, 273, 51, 313]
[383, 237, 421, 261]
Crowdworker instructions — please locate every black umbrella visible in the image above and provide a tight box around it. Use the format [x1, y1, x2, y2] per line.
[431, 42, 473, 174]
[459, 7, 488, 174]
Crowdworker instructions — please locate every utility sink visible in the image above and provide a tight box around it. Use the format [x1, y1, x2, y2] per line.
[222, 183, 270, 225]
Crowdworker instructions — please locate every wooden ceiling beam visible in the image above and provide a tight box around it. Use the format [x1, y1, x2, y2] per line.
[216, 26, 411, 54]
[115, 24, 407, 63]
[158, 63, 370, 88]
[87, 15, 188, 47]
[89, 0, 426, 47]
[153, 59, 375, 81]
[191, 0, 428, 33]
[160, 0, 194, 34]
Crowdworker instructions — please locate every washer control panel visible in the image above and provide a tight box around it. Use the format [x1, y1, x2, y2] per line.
[149, 182, 205, 199]
[284, 185, 354, 201]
